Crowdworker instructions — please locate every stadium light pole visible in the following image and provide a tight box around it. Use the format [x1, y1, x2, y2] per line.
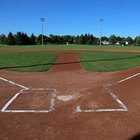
[99, 18, 103, 46]
[40, 18, 45, 46]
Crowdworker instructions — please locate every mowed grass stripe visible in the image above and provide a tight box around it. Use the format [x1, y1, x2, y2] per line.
[0, 52, 57, 72]
[79, 52, 140, 72]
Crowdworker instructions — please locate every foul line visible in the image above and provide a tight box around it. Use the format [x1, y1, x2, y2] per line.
[0, 77, 28, 89]
[117, 72, 140, 84]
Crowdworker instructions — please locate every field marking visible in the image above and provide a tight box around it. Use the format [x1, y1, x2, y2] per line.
[1, 89, 24, 112]
[4, 110, 51, 113]
[110, 92, 127, 111]
[0, 76, 58, 113]
[75, 72, 140, 113]
[75, 88, 128, 113]
[75, 105, 127, 112]
[117, 72, 140, 84]
[1, 72, 140, 113]
[0, 77, 28, 89]
[1, 88, 57, 113]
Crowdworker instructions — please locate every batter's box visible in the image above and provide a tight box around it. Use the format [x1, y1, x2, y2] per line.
[75, 88, 127, 113]
[1, 88, 57, 113]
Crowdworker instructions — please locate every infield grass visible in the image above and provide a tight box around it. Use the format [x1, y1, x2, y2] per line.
[79, 52, 140, 72]
[0, 52, 57, 72]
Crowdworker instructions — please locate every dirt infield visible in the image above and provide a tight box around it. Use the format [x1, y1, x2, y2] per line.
[0, 51, 140, 140]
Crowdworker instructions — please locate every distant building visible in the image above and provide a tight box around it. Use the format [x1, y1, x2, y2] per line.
[116, 41, 129, 46]
[125, 41, 129, 45]
[116, 42, 120, 45]
[102, 40, 111, 45]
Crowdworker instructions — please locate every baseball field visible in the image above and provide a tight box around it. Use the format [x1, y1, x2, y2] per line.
[0, 45, 140, 140]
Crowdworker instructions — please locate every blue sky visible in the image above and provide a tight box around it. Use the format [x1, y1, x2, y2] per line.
[0, 0, 140, 38]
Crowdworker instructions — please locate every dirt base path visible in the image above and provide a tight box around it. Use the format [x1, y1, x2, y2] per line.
[0, 52, 140, 140]
[50, 52, 83, 72]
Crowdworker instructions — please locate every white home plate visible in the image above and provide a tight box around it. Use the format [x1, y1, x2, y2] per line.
[57, 95, 73, 101]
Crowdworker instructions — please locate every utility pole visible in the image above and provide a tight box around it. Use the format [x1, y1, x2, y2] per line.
[99, 18, 103, 46]
[40, 18, 45, 46]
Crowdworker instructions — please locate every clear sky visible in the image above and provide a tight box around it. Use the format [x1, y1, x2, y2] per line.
[0, 0, 140, 38]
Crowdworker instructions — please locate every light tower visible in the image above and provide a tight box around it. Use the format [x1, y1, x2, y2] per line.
[99, 18, 103, 46]
[40, 18, 45, 46]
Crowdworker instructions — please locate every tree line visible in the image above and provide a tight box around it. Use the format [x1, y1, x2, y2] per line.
[0, 32, 140, 46]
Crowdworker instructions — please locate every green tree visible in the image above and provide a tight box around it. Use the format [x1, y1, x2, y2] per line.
[126, 36, 133, 45]
[78, 34, 86, 44]
[0, 34, 7, 44]
[109, 35, 117, 45]
[14, 32, 23, 45]
[7, 32, 15, 45]
[23, 33, 30, 45]
[36, 34, 42, 45]
[30, 33, 36, 45]
[136, 36, 140, 45]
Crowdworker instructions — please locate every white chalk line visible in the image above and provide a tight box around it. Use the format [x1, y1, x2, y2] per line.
[4, 110, 51, 113]
[1, 88, 57, 113]
[1, 72, 140, 113]
[110, 92, 127, 111]
[0, 76, 58, 113]
[75, 72, 140, 113]
[1, 89, 24, 112]
[75, 90, 127, 113]
[0, 77, 28, 89]
[75, 105, 127, 112]
[117, 72, 140, 84]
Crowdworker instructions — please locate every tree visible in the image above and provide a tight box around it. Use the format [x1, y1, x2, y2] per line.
[14, 32, 30, 45]
[0, 34, 7, 44]
[102, 36, 108, 41]
[35, 34, 42, 45]
[14, 32, 23, 45]
[78, 34, 86, 44]
[30, 33, 36, 45]
[7, 32, 15, 45]
[23, 33, 30, 45]
[126, 36, 133, 45]
[135, 36, 140, 45]
[109, 35, 117, 45]
[50, 35, 59, 44]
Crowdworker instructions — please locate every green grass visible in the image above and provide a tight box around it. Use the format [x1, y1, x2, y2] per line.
[79, 52, 140, 72]
[0, 44, 140, 51]
[0, 52, 57, 72]
[0, 45, 140, 72]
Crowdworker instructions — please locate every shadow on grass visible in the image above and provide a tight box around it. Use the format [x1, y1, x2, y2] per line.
[0, 55, 140, 70]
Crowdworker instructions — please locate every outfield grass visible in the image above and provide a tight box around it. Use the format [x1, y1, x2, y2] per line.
[0, 52, 57, 72]
[0, 45, 140, 72]
[0, 44, 140, 51]
[79, 52, 140, 72]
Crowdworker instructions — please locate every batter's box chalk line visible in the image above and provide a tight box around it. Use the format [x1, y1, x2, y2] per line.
[75, 72, 140, 113]
[0, 77, 57, 113]
[75, 89, 128, 113]
[1, 73, 140, 113]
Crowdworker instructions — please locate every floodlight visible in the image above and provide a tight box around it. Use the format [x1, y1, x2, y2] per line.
[99, 18, 103, 46]
[40, 18, 45, 46]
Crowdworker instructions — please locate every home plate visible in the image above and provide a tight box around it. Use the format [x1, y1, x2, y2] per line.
[57, 95, 73, 101]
